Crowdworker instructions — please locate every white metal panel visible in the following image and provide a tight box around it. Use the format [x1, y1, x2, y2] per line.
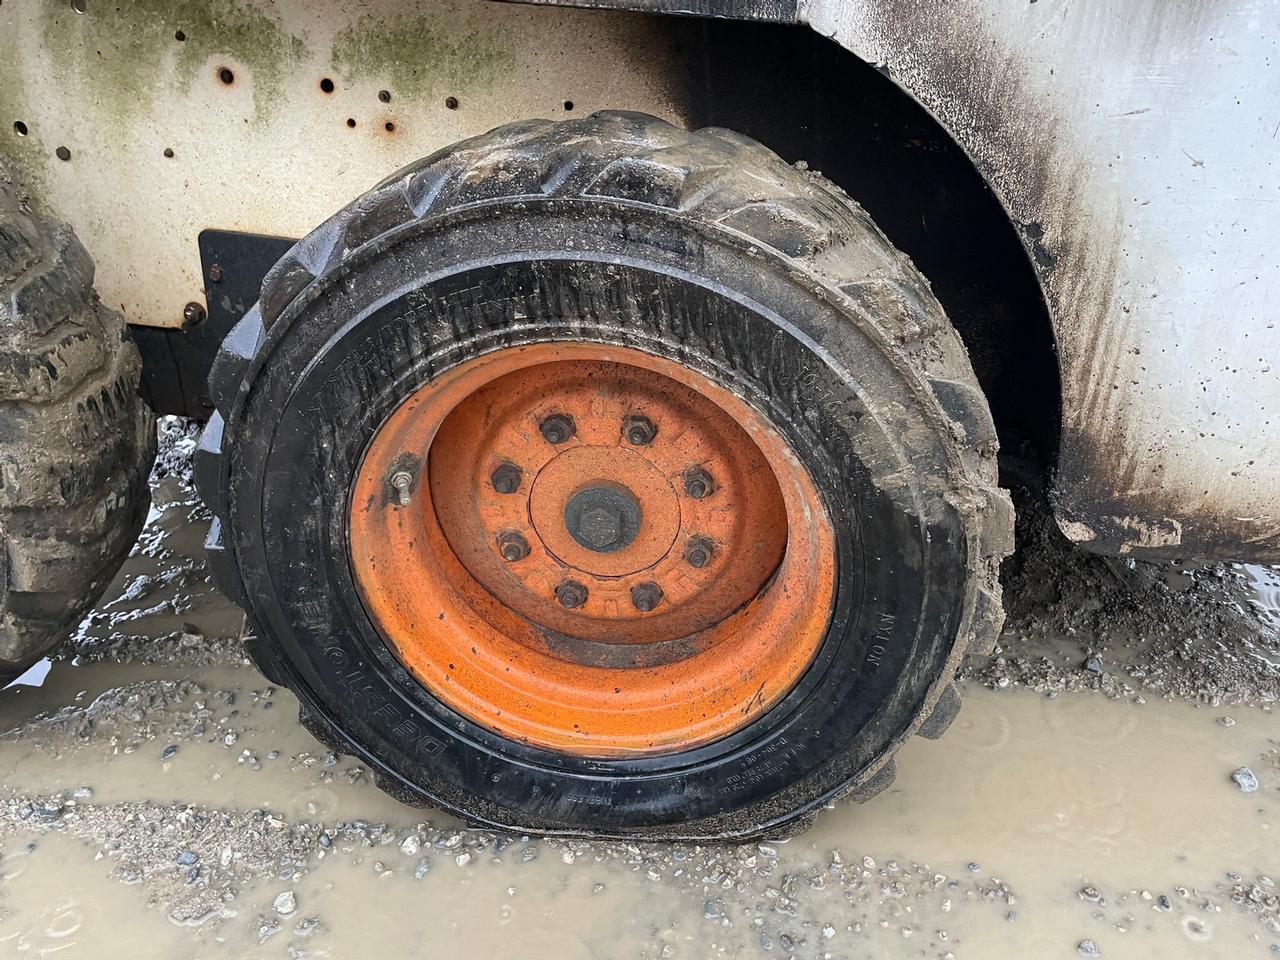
[802, 0, 1280, 557]
[0, 0, 685, 328]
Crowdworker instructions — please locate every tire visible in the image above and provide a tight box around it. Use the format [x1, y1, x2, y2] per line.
[197, 112, 1012, 839]
[0, 163, 156, 682]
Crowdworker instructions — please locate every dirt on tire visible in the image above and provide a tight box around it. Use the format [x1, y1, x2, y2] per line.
[0, 161, 156, 681]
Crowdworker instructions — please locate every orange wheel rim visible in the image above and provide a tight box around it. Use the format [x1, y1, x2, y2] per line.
[349, 343, 836, 757]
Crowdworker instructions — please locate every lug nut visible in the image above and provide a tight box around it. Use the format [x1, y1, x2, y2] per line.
[555, 580, 588, 609]
[490, 462, 522, 494]
[630, 581, 663, 612]
[622, 414, 657, 446]
[683, 537, 713, 569]
[389, 470, 413, 506]
[497, 531, 530, 562]
[683, 466, 715, 500]
[539, 413, 576, 445]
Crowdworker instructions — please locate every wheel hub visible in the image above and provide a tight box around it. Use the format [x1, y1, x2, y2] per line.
[348, 343, 836, 756]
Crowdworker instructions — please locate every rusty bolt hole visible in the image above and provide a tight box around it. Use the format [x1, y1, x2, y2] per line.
[320, 77, 335, 94]
[218, 67, 235, 85]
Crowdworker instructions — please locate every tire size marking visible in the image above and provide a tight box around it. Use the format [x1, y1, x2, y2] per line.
[717, 736, 803, 796]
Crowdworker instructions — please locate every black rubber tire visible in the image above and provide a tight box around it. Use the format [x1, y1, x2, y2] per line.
[198, 112, 1012, 839]
[0, 164, 156, 682]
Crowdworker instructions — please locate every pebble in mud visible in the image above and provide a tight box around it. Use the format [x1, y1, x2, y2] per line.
[1233, 767, 1261, 793]
[274, 890, 297, 916]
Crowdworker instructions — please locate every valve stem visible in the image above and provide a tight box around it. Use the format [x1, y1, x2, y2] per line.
[390, 470, 413, 506]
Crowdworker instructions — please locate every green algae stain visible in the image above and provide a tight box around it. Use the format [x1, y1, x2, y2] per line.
[36, 0, 306, 122]
[330, 16, 509, 102]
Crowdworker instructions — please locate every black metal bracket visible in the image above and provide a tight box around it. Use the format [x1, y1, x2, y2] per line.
[131, 229, 296, 419]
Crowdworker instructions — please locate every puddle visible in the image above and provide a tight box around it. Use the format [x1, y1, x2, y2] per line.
[1244, 565, 1280, 635]
[0, 421, 1277, 958]
[2, 661, 1277, 959]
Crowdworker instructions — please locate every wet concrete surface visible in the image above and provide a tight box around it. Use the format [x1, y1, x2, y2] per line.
[1, 420, 1277, 958]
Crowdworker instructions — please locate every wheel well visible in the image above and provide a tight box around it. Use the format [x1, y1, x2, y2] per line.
[680, 20, 1061, 471]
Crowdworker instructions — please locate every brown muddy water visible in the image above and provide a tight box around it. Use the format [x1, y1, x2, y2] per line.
[1, 422, 1278, 959]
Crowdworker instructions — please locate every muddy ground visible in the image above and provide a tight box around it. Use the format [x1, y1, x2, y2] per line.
[0, 418, 1277, 959]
